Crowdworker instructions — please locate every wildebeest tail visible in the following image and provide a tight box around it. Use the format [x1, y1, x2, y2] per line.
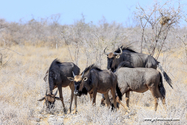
[158, 72, 166, 98]
[116, 83, 122, 100]
[157, 63, 173, 89]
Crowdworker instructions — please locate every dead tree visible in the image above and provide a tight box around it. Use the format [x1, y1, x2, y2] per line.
[177, 35, 187, 64]
[135, 1, 182, 59]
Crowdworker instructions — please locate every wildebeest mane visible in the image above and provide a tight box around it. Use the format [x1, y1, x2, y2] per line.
[81, 64, 102, 75]
[115, 45, 137, 53]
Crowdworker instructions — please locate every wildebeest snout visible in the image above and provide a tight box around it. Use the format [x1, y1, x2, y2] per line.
[74, 90, 78, 95]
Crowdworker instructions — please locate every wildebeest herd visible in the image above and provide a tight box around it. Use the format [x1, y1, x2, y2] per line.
[38, 45, 173, 113]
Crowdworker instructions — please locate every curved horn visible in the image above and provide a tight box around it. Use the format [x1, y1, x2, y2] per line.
[113, 47, 122, 55]
[72, 71, 75, 77]
[54, 89, 58, 96]
[119, 47, 122, 55]
[104, 47, 110, 55]
[81, 71, 84, 78]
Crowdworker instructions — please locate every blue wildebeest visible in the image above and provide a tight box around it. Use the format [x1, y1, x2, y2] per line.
[104, 45, 172, 88]
[38, 59, 80, 113]
[67, 64, 122, 109]
[115, 62, 166, 111]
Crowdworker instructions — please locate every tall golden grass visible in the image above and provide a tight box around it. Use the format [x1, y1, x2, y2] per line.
[0, 45, 186, 125]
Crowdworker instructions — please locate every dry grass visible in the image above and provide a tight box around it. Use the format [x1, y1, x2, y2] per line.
[0, 45, 186, 125]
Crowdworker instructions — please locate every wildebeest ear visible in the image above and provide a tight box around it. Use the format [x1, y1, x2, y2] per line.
[38, 97, 45, 101]
[55, 97, 61, 100]
[116, 55, 120, 59]
[83, 77, 88, 81]
[67, 77, 74, 81]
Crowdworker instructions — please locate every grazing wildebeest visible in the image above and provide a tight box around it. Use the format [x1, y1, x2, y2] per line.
[67, 64, 122, 109]
[103, 61, 167, 111]
[104, 45, 173, 88]
[38, 90, 60, 109]
[39, 59, 80, 113]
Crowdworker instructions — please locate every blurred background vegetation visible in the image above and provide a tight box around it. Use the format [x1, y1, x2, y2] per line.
[0, 1, 187, 124]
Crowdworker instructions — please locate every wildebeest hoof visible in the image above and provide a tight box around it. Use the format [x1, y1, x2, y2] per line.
[72, 110, 77, 114]
[125, 108, 130, 113]
[111, 108, 117, 112]
[67, 109, 71, 114]
[63, 108, 67, 114]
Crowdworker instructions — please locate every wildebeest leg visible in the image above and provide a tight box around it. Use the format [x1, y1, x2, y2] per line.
[89, 93, 93, 102]
[68, 84, 75, 114]
[92, 89, 97, 106]
[149, 86, 159, 111]
[161, 97, 167, 111]
[71, 84, 78, 114]
[154, 97, 158, 111]
[111, 88, 117, 109]
[126, 91, 130, 107]
[58, 86, 66, 113]
[116, 97, 128, 110]
[103, 93, 110, 108]
[74, 95, 77, 113]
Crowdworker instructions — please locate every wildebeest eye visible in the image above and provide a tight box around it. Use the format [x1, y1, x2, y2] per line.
[116, 55, 120, 58]
[83, 77, 88, 81]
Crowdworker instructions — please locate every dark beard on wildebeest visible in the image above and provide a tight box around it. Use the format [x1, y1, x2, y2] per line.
[76, 87, 88, 96]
